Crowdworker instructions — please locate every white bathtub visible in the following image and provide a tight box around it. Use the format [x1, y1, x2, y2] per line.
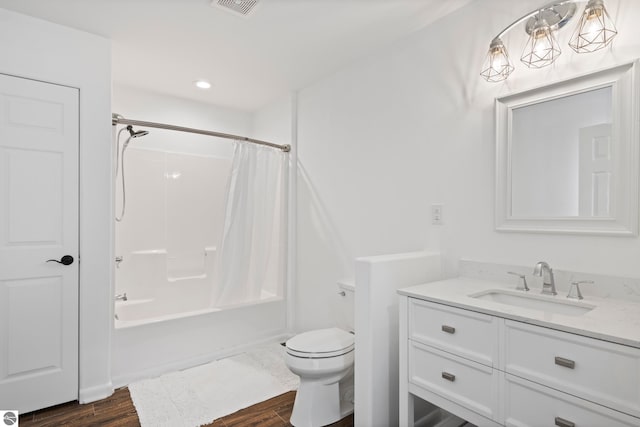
[111, 293, 288, 387]
[114, 289, 279, 329]
[114, 299, 217, 328]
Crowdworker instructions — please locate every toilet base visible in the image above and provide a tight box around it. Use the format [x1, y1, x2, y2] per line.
[290, 370, 354, 427]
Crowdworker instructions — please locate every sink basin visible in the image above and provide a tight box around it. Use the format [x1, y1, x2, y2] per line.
[470, 289, 595, 316]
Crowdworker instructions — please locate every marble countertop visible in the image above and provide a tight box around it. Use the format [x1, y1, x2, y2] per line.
[398, 277, 640, 349]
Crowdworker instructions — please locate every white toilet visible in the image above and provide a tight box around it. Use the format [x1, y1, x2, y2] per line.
[285, 282, 355, 427]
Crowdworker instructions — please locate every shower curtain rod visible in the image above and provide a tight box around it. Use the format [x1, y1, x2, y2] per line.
[112, 113, 291, 152]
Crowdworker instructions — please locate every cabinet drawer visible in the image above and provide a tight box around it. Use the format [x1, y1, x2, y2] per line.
[409, 340, 499, 421]
[504, 320, 640, 418]
[504, 373, 640, 427]
[409, 299, 499, 366]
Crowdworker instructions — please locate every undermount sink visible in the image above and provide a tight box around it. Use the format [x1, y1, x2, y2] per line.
[470, 289, 595, 316]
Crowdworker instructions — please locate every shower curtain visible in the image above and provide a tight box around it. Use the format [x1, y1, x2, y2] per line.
[212, 140, 287, 307]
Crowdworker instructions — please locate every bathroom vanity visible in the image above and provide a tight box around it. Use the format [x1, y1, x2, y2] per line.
[398, 277, 640, 427]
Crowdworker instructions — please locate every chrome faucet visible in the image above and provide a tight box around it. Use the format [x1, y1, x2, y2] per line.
[533, 261, 557, 295]
[115, 292, 128, 302]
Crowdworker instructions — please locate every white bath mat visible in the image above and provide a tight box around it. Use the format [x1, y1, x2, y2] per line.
[129, 343, 299, 427]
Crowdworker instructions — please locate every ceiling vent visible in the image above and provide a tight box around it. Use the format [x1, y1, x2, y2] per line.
[213, 0, 260, 17]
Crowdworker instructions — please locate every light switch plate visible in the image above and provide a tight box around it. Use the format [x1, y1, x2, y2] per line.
[432, 204, 443, 225]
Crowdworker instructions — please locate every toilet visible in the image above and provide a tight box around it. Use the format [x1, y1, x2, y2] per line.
[285, 282, 355, 427]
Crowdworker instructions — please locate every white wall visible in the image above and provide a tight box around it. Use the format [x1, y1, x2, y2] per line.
[251, 95, 296, 329]
[251, 94, 293, 145]
[0, 8, 113, 401]
[294, 0, 640, 332]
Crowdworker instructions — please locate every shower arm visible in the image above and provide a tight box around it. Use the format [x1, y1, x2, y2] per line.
[112, 114, 291, 152]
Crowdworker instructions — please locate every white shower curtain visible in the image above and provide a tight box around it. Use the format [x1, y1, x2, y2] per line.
[212, 140, 287, 307]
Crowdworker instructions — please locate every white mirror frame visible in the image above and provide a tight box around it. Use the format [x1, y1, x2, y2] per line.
[496, 61, 640, 236]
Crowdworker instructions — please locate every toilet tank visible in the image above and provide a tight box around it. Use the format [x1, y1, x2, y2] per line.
[337, 280, 355, 331]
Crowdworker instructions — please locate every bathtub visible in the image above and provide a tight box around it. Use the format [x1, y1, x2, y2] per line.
[111, 250, 287, 387]
[114, 299, 218, 328]
[114, 289, 279, 329]
[111, 294, 288, 387]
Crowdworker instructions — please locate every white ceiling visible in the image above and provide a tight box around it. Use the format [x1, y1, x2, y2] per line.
[0, 0, 472, 111]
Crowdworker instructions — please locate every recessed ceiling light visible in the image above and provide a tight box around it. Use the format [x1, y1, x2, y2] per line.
[194, 80, 212, 89]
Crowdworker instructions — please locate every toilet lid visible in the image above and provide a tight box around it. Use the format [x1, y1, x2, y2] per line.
[286, 328, 354, 358]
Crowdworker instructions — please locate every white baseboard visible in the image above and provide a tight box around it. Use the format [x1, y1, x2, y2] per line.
[111, 333, 292, 388]
[79, 381, 114, 404]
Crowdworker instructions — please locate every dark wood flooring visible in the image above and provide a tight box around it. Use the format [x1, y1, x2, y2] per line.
[19, 387, 354, 427]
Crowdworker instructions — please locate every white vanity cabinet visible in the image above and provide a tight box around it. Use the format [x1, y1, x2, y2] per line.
[504, 374, 640, 427]
[504, 320, 640, 419]
[399, 295, 640, 427]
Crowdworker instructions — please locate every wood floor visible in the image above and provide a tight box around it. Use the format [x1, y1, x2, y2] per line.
[19, 387, 355, 427]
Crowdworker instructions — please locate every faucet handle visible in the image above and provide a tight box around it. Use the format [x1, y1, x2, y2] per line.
[507, 271, 530, 292]
[567, 280, 592, 300]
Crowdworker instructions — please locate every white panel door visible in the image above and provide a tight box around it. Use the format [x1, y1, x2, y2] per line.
[0, 74, 79, 413]
[579, 123, 613, 217]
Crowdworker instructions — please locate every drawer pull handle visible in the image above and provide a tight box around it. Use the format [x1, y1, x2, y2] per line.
[555, 357, 576, 369]
[441, 325, 456, 334]
[441, 372, 455, 382]
[555, 417, 575, 427]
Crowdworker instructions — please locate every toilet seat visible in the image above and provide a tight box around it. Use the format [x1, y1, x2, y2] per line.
[286, 327, 354, 359]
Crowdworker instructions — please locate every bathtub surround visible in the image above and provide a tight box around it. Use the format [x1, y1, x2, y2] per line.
[113, 88, 289, 310]
[115, 148, 232, 308]
[129, 343, 298, 427]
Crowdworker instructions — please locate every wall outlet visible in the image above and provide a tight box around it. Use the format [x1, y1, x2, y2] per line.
[431, 204, 443, 225]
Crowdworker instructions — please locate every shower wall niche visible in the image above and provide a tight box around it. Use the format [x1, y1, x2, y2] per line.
[115, 147, 231, 312]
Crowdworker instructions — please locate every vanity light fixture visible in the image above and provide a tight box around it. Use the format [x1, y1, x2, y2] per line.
[481, 0, 618, 82]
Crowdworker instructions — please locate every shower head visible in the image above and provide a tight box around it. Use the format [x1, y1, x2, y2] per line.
[126, 125, 149, 138]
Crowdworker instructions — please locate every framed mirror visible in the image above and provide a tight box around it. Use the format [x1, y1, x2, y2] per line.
[495, 61, 639, 236]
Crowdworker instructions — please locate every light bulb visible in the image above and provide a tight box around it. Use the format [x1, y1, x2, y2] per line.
[480, 38, 514, 82]
[521, 18, 561, 69]
[569, 0, 617, 53]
